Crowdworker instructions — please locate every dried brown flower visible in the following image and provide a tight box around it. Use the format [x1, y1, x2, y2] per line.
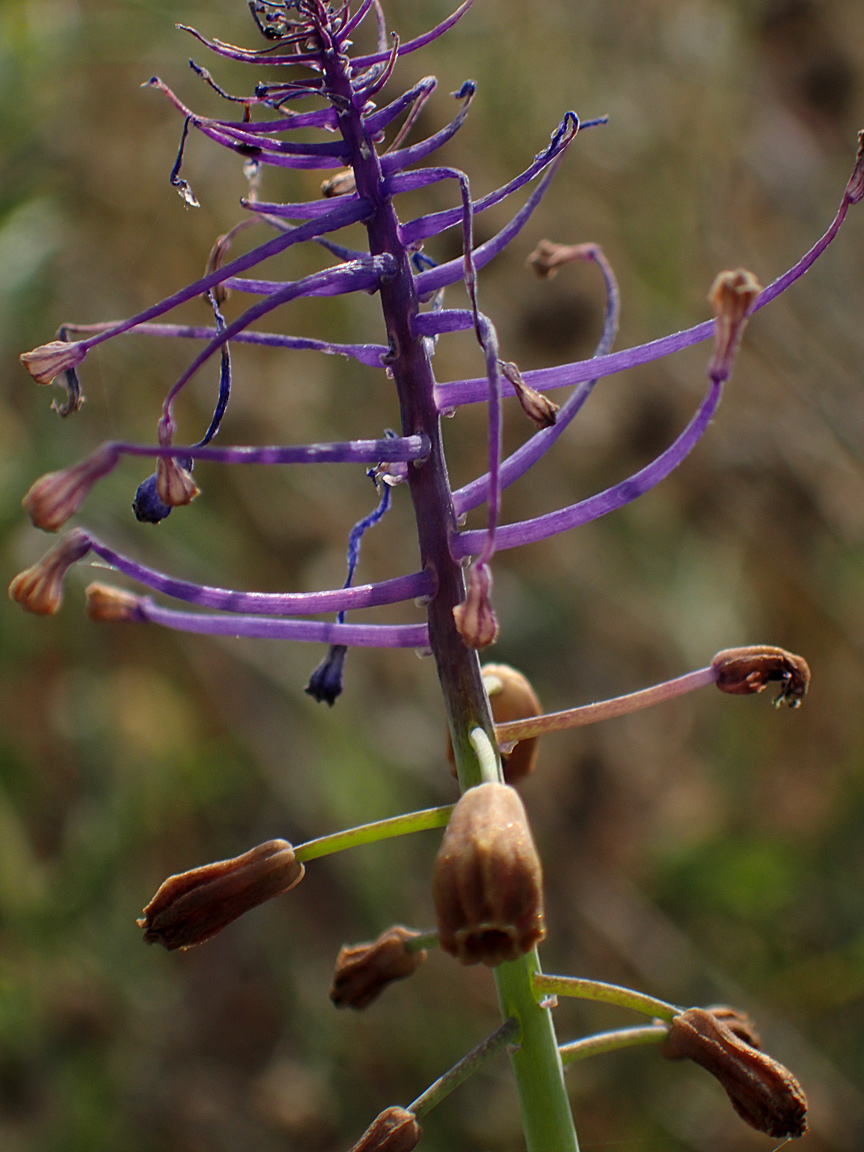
[330, 925, 427, 1010]
[347, 1106, 421, 1152]
[19, 339, 86, 386]
[707, 268, 762, 384]
[711, 645, 810, 707]
[139, 839, 304, 951]
[22, 444, 120, 532]
[433, 782, 545, 966]
[156, 456, 200, 507]
[500, 361, 558, 429]
[661, 1007, 807, 1139]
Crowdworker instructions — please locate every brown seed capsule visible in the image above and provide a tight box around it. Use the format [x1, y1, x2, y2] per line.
[330, 926, 427, 1010]
[661, 1007, 807, 1139]
[8, 528, 92, 616]
[446, 665, 543, 784]
[138, 839, 304, 951]
[433, 782, 545, 967]
[347, 1106, 421, 1152]
[711, 645, 810, 708]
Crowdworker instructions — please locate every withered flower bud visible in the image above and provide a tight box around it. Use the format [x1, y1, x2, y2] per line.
[446, 664, 543, 784]
[321, 168, 357, 198]
[433, 782, 545, 966]
[707, 268, 762, 385]
[19, 339, 86, 386]
[347, 1106, 421, 1152]
[453, 563, 499, 650]
[500, 361, 558, 429]
[156, 455, 200, 508]
[711, 645, 810, 708]
[138, 839, 304, 951]
[8, 528, 91, 616]
[85, 583, 144, 623]
[330, 925, 427, 1010]
[527, 239, 597, 280]
[22, 443, 120, 532]
[661, 1007, 807, 1139]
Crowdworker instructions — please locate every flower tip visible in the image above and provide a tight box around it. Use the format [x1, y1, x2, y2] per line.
[139, 839, 304, 951]
[85, 583, 143, 623]
[453, 564, 499, 650]
[711, 645, 810, 707]
[8, 529, 91, 616]
[22, 444, 120, 532]
[447, 664, 543, 783]
[19, 340, 86, 387]
[433, 782, 545, 966]
[348, 1106, 422, 1152]
[156, 456, 200, 508]
[330, 926, 427, 1010]
[500, 361, 558, 429]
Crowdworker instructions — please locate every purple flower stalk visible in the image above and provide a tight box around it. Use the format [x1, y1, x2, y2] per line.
[11, 3, 864, 1147]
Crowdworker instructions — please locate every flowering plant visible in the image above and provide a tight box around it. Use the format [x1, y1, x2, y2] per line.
[11, 1, 864, 1148]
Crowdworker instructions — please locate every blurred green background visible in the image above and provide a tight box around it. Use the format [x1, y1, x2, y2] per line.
[2, 0, 864, 1149]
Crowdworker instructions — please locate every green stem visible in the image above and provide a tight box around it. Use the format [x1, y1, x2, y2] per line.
[403, 929, 439, 954]
[533, 974, 681, 1023]
[294, 805, 453, 863]
[495, 951, 581, 1152]
[559, 1025, 668, 1066]
[408, 1017, 519, 1118]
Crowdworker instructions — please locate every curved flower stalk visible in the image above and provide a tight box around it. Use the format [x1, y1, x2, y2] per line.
[12, 2, 864, 1149]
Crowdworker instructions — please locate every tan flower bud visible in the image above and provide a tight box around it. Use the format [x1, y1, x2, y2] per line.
[19, 339, 86, 386]
[500, 361, 558, 429]
[85, 583, 143, 623]
[711, 645, 810, 708]
[661, 1007, 807, 1139]
[707, 268, 762, 384]
[453, 563, 498, 650]
[446, 664, 543, 784]
[22, 444, 120, 532]
[347, 1107, 421, 1152]
[8, 529, 91, 616]
[138, 839, 304, 951]
[156, 456, 200, 508]
[330, 926, 427, 1010]
[433, 782, 545, 967]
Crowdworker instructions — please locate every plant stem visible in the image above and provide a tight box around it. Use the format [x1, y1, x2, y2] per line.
[294, 805, 453, 863]
[496, 951, 581, 1152]
[408, 1017, 519, 1118]
[495, 667, 717, 745]
[533, 974, 681, 1022]
[559, 1025, 668, 1066]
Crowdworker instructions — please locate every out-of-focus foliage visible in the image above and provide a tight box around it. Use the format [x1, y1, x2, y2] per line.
[2, 1, 864, 1149]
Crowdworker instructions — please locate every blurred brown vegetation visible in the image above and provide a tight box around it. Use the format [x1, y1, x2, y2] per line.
[2, 0, 864, 1149]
